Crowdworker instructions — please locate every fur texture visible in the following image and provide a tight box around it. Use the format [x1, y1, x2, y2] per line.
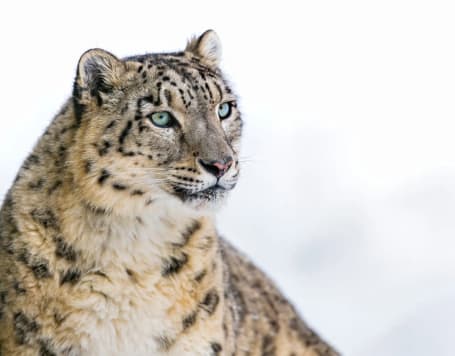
[0, 30, 338, 355]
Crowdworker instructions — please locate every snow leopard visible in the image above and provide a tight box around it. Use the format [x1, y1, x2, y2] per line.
[0, 30, 338, 355]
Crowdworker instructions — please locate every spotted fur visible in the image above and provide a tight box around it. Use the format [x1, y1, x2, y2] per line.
[0, 30, 338, 355]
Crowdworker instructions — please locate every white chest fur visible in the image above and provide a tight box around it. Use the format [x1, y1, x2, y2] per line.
[59, 199, 222, 355]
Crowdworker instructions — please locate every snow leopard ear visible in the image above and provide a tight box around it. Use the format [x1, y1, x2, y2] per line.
[185, 30, 222, 68]
[74, 48, 125, 103]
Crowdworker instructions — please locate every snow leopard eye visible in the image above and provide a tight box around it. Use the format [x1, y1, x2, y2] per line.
[149, 111, 174, 128]
[217, 102, 232, 120]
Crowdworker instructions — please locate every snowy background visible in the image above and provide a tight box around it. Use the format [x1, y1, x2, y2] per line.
[1, 1, 455, 354]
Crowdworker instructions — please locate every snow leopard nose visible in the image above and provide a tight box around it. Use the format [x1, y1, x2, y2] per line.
[198, 157, 233, 178]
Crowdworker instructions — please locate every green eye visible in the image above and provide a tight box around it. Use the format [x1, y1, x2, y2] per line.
[218, 102, 232, 119]
[149, 111, 173, 128]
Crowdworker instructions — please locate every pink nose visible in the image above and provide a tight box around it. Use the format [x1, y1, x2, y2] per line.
[199, 157, 233, 178]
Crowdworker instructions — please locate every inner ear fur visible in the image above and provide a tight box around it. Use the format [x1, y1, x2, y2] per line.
[75, 48, 125, 100]
[185, 29, 222, 68]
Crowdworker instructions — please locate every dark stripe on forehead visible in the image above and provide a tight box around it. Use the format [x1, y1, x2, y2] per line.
[178, 88, 187, 107]
[204, 82, 213, 101]
[155, 84, 162, 106]
[119, 120, 133, 145]
[213, 82, 223, 101]
[164, 89, 173, 106]
[133, 54, 230, 111]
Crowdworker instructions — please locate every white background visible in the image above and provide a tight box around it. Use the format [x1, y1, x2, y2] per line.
[1, 1, 455, 354]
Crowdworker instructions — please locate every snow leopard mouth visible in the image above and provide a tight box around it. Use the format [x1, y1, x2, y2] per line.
[173, 184, 230, 203]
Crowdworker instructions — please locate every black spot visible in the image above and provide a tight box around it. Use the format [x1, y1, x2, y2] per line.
[60, 268, 81, 286]
[182, 310, 198, 330]
[137, 65, 143, 73]
[53, 312, 66, 326]
[105, 120, 117, 131]
[28, 178, 45, 190]
[112, 183, 127, 190]
[0, 291, 7, 304]
[120, 150, 136, 157]
[54, 236, 77, 262]
[84, 160, 93, 174]
[23, 154, 40, 170]
[178, 220, 201, 246]
[262, 335, 276, 356]
[289, 316, 321, 345]
[55, 145, 67, 167]
[31, 208, 58, 230]
[13, 311, 40, 345]
[120, 104, 129, 115]
[83, 202, 110, 216]
[0, 291, 7, 320]
[142, 95, 154, 105]
[98, 169, 111, 185]
[200, 289, 220, 315]
[138, 124, 148, 133]
[39, 339, 57, 356]
[59, 125, 72, 135]
[269, 319, 280, 333]
[156, 335, 175, 351]
[145, 198, 154, 206]
[72, 86, 86, 127]
[47, 180, 62, 195]
[135, 112, 143, 121]
[162, 253, 189, 276]
[13, 173, 22, 183]
[198, 236, 214, 251]
[131, 190, 144, 196]
[32, 260, 52, 279]
[126, 268, 139, 283]
[172, 175, 196, 183]
[194, 269, 207, 283]
[17, 250, 52, 279]
[13, 281, 26, 295]
[119, 120, 133, 145]
[98, 140, 112, 156]
[210, 342, 222, 355]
